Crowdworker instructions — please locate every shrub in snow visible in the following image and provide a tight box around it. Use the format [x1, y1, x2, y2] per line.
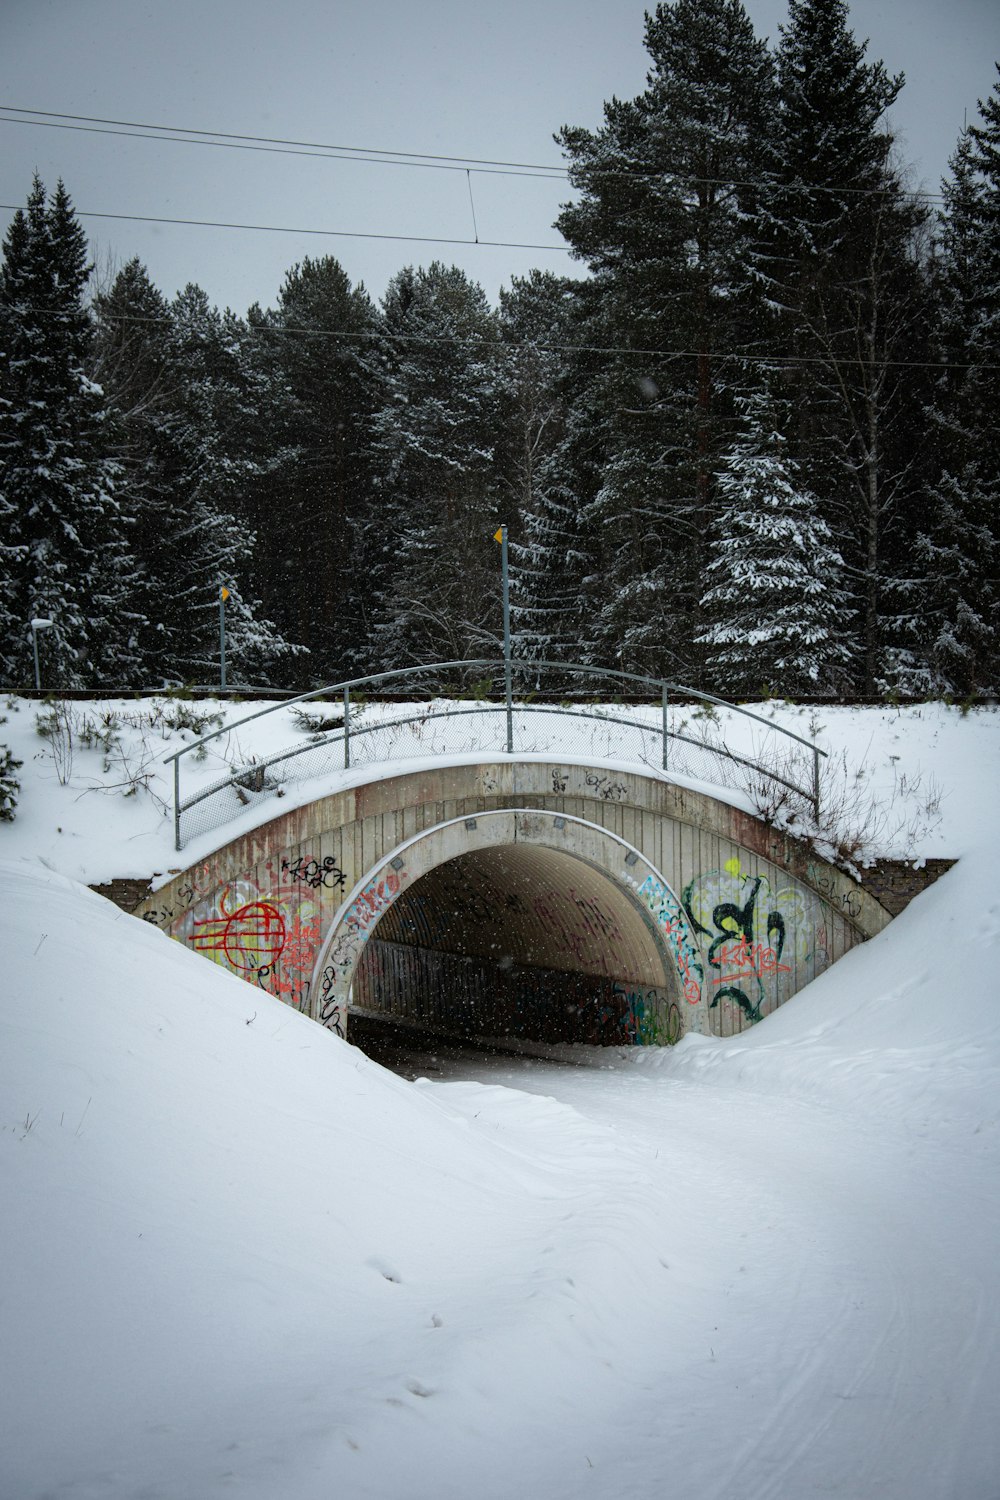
[0, 736, 21, 821]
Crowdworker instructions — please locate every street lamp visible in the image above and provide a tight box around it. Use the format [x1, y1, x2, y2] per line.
[493, 526, 513, 753]
[219, 586, 230, 692]
[29, 618, 53, 692]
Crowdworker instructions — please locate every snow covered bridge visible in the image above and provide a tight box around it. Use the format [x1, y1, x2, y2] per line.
[137, 758, 890, 1052]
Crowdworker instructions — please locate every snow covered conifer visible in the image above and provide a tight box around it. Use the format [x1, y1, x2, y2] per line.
[760, 0, 928, 693]
[699, 389, 851, 696]
[370, 264, 501, 676]
[914, 72, 1000, 695]
[495, 272, 591, 670]
[250, 257, 382, 680]
[555, 0, 776, 678]
[0, 178, 138, 687]
[93, 266, 302, 687]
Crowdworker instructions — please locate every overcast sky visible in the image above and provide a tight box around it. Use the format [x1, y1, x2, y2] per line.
[2, 0, 997, 314]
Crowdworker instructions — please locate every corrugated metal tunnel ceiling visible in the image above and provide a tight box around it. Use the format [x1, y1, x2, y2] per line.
[352, 844, 678, 1052]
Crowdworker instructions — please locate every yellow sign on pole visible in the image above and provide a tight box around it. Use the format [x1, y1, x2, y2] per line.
[493, 528, 503, 544]
[220, 586, 230, 602]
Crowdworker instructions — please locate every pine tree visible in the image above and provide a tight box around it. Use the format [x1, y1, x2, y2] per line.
[699, 388, 851, 695]
[555, 0, 776, 679]
[0, 178, 139, 687]
[914, 70, 1000, 694]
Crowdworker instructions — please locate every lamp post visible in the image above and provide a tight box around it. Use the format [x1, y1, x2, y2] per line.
[219, 586, 229, 692]
[29, 618, 53, 692]
[493, 526, 513, 752]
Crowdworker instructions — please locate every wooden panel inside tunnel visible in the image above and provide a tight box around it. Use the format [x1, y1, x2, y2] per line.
[349, 845, 682, 1050]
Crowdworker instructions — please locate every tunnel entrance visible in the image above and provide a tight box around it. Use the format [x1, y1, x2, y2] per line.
[347, 843, 682, 1057]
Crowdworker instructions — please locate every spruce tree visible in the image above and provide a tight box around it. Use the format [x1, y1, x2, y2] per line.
[93, 266, 300, 686]
[247, 257, 382, 680]
[555, 0, 776, 679]
[167, 284, 300, 684]
[698, 388, 851, 695]
[0, 178, 138, 687]
[914, 70, 1000, 694]
[760, 0, 929, 693]
[496, 271, 589, 671]
[369, 264, 502, 678]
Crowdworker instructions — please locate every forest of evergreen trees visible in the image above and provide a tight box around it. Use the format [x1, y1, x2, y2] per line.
[2, 0, 998, 700]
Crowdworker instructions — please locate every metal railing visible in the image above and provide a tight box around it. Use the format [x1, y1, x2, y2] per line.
[164, 659, 827, 850]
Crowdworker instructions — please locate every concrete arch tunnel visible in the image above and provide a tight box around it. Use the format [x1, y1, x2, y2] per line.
[313, 810, 693, 1052]
[137, 760, 892, 1055]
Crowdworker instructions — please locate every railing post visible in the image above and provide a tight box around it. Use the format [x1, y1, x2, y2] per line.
[173, 755, 182, 852]
[661, 684, 669, 772]
[812, 744, 821, 820]
[344, 685, 351, 769]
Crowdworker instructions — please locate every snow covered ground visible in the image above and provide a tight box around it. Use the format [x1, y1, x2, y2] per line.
[2, 699, 999, 1497]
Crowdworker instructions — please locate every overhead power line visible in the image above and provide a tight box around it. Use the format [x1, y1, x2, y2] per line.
[0, 106, 566, 179]
[0, 105, 949, 201]
[0, 201, 571, 255]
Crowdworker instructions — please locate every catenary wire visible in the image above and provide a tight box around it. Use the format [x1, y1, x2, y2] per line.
[0, 105, 951, 201]
[0, 115, 566, 182]
[0, 104, 569, 174]
[0, 201, 570, 254]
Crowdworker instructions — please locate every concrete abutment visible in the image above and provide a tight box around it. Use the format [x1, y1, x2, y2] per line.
[133, 760, 896, 1053]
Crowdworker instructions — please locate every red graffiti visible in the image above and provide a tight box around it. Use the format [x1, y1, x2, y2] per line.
[348, 869, 403, 931]
[193, 901, 287, 970]
[709, 936, 790, 987]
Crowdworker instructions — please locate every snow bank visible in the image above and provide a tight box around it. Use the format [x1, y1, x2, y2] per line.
[3, 698, 999, 1497]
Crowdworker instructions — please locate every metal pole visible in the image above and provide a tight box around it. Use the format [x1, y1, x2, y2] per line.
[219, 587, 228, 692]
[29, 618, 53, 692]
[812, 745, 821, 821]
[662, 683, 669, 771]
[173, 756, 182, 851]
[500, 524, 513, 753]
[343, 685, 351, 769]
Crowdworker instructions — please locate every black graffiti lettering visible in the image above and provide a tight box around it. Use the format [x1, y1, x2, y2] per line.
[766, 910, 786, 968]
[584, 771, 627, 801]
[705, 877, 760, 971]
[685, 875, 775, 1025]
[712, 983, 762, 1025]
[281, 854, 347, 891]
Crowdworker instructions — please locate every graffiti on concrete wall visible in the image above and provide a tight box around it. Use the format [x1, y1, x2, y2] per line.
[629, 872, 705, 1006]
[321, 863, 410, 1002]
[281, 854, 346, 892]
[345, 868, 406, 934]
[169, 849, 345, 1014]
[682, 858, 830, 1025]
[191, 891, 287, 970]
[317, 964, 345, 1036]
[611, 982, 682, 1046]
[806, 861, 864, 920]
